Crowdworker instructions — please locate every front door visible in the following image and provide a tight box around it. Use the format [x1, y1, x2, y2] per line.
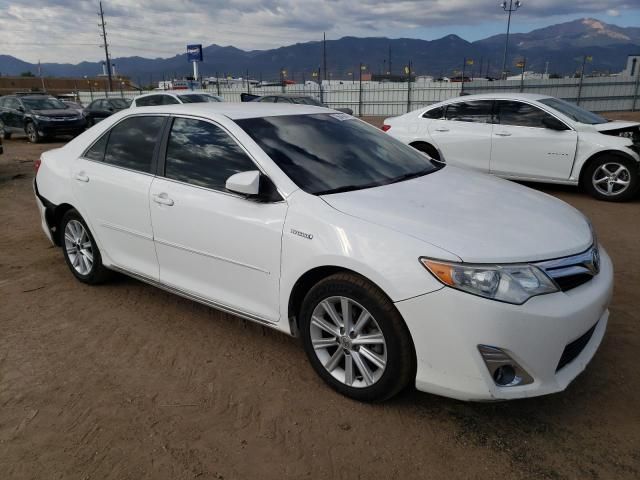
[149, 116, 287, 323]
[71, 115, 166, 279]
[490, 100, 578, 180]
[427, 99, 494, 172]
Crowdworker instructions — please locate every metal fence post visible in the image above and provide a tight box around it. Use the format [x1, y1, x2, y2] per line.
[358, 62, 363, 117]
[632, 66, 640, 112]
[215, 72, 221, 96]
[406, 62, 412, 113]
[576, 55, 586, 106]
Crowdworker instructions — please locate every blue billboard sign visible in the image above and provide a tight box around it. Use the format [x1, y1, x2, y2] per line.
[187, 44, 203, 62]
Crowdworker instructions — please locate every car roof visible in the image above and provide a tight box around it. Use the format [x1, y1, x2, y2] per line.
[136, 91, 217, 98]
[126, 102, 333, 119]
[433, 92, 552, 105]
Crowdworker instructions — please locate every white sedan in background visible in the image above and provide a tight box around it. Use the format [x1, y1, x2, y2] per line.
[34, 103, 612, 402]
[383, 93, 640, 201]
[130, 90, 223, 107]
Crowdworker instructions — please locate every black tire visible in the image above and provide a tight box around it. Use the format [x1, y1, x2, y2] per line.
[410, 142, 441, 162]
[25, 122, 40, 144]
[300, 272, 415, 402]
[0, 120, 10, 139]
[60, 209, 111, 284]
[583, 155, 639, 202]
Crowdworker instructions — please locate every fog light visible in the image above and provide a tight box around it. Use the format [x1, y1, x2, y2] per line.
[478, 345, 534, 387]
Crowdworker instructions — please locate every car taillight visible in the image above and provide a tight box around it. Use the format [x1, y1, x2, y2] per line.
[381, 124, 391, 132]
[34, 157, 42, 174]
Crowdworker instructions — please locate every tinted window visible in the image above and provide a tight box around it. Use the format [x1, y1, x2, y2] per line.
[159, 95, 180, 105]
[109, 98, 130, 109]
[7, 98, 22, 110]
[84, 133, 109, 161]
[292, 97, 322, 106]
[445, 101, 493, 123]
[104, 116, 164, 173]
[135, 95, 162, 107]
[178, 94, 219, 103]
[165, 117, 256, 191]
[496, 101, 556, 128]
[22, 97, 67, 110]
[237, 114, 439, 195]
[423, 106, 444, 119]
[260, 97, 277, 103]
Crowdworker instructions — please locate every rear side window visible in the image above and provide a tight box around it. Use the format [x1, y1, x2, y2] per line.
[445, 101, 493, 123]
[160, 95, 180, 105]
[103, 116, 165, 173]
[260, 97, 277, 103]
[135, 95, 162, 107]
[84, 133, 109, 161]
[423, 106, 444, 119]
[495, 101, 557, 128]
[164, 117, 256, 191]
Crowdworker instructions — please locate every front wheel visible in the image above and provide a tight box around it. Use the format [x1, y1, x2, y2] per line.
[25, 122, 40, 143]
[300, 273, 415, 402]
[0, 120, 11, 139]
[584, 156, 639, 202]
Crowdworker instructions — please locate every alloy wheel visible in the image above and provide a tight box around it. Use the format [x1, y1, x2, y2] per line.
[592, 162, 631, 197]
[26, 123, 37, 143]
[309, 296, 387, 388]
[64, 220, 94, 275]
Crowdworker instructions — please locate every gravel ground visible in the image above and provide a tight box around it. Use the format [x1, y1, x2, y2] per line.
[1, 119, 639, 479]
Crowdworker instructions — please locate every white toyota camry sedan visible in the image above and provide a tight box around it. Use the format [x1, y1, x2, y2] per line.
[34, 103, 613, 402]
[383, 93, 640, 202]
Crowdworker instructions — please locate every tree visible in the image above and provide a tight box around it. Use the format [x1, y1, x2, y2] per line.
[20, 71, 35, 77]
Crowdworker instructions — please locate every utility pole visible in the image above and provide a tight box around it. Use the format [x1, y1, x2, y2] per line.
[500, 0, 522, 80]
[98, 1, 113, 92]
[323, 33, 327, 82]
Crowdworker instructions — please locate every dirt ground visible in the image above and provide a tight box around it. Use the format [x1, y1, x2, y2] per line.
[1, 118, 639, 479]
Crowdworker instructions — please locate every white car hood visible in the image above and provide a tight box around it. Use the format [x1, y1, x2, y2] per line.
[594, 120, 640, 132]
[322, 167, 593, 263]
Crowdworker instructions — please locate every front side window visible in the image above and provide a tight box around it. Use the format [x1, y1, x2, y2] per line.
[237, 114, 439, 195]
[7, 98, 21, 110]
[109, 98, 130, 109]
[103, 116, 165, 173]
[178, 94, 219, 103]
[538, 97, 607, 125]
[165, 117, 257, 191]
[260, 97, 277, 103]
[445, 101, 493, 123]
[495, 101, 557, 128]
[135, 95, 162, 107]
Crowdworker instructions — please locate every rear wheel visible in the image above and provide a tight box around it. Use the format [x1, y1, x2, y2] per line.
[60, 210, 111, 284]
[300, 273, 415, 402]
[584, 155, 638, 202]
[410, 142, 441, 162]
[25, 122, 40, 143]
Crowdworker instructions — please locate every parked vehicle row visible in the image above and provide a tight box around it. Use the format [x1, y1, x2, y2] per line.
[383, 93, 640, 201]
[34, 102, 613, 402]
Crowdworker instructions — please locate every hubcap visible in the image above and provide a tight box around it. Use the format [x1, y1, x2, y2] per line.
[64, 220, 94, 275]
[27, 124, 36, 141]
[309, 296, 387, 388]
[592, 162, 631, 196]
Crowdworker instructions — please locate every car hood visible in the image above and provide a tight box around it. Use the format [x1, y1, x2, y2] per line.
[594, 120, 640, 132]
[32, 109, 78, 117]
[321, 167, 593, 263]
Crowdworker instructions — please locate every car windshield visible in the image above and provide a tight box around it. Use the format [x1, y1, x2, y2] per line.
[178, 94, 221, 103]
[22, 97, 67, 110]
[291, 97, 323, 106]
[539, 98, 607, 125]
[236, 113, 440, 195]
[110, 99, 131, 108]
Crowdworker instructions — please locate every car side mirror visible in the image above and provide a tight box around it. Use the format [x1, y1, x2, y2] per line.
[226, 170, 260, 196]
[17, 106, 25, 112]
[543, 116, 568, 131]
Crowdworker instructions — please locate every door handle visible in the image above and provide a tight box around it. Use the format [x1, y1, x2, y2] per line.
[434, 128, 449, 132]
[75, 172, 89, 182]
[494, 131, 512, 137]
[153, 193, 174, 206]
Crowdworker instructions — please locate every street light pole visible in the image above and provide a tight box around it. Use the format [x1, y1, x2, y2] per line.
[500, 0, 522, 80]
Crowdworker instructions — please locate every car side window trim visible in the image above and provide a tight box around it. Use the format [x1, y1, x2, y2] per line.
[157, 114, 284, 203]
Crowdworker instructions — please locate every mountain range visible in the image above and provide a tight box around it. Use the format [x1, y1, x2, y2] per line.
[1, 18, 638, 82]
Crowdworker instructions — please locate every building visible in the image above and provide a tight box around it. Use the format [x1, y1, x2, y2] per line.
[621, 54, 640, 78]
[0, 76, 135, 97]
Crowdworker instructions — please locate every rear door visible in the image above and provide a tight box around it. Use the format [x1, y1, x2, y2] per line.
[149, 116, 287, 322]
[71, 115, 166, 279]
[490, 100, 578, 180]
[427, 100, 494, 172]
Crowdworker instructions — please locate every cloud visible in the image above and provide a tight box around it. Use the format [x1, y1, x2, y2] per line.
[606, 9, 620, 17]
[0, 0, 637, 63]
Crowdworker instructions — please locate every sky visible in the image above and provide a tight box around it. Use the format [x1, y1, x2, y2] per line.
[1, 0, 639, 64]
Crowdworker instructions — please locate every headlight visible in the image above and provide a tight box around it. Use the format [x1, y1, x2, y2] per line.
[420, 258, 558, 304]
[33, 115, 50, 121]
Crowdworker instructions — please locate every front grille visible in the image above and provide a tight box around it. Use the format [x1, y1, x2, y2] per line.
[556, 322, 597, 372]
[535, 245, 600, 293]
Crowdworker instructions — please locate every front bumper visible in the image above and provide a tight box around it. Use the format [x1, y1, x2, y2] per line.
[395, 247, 613, 401]
[36, 118, 86, 136]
